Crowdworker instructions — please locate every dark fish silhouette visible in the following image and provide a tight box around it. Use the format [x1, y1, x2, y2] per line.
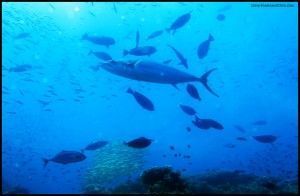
[49, 3, 55, 10]
[125, 137, 152, 148]
[236, 137, 247, 141]
[168, 45, 188, 69]
[163, 59, 172, 64]
[123, 46, 156, 56]
[15, 100, 23, 105]
[252, 120, 267, 126]
[100, 60, 219, 97]
[192, 116, 224, 130]
[89, 11, 96, 17]
[43, 151, 86, 167]
[253, 135, 277, 143]
[170, 145, 175, 150]
[136, 30, 140, 48]
[82, 140, 108, 152]
[166, 11, 191, 34]
[186, 127, 191, 132]
[127, 88, 154, 111]
[37, 100, 51, 107]
[217, 14, 226, 21]
[88, 50, 112, 61]
[224, 144, 235, 148]
[234, 125, 246, 133]
[14, 33, 30, 40]
[179, 104, 197, 115]
[147, 30, 164, 40]
[197, 34, 214, 59]
[81, 33, 115, 48]
[44, 108, 52, 112]
[9, 64, 32, 72]
[186, 84, 201, 101]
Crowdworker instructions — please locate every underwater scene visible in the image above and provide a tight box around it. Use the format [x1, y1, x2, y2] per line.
[2, 2, 298, 194]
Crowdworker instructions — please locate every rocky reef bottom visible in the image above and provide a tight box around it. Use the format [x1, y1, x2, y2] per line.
[84, 166, 298, 194]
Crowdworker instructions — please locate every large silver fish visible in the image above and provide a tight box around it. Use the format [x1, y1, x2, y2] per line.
[99, 60, 219, 97]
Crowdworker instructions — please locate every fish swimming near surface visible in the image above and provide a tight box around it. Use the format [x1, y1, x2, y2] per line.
[218, 4, 232, 12]
[99, 60, 219, 97]
[42, 151, 86, 167]
[197, 34, 214, 59]
[252, 120, 267, 126]
[14, 32, 30, 40]
[186, 84, 201, 101]
[124, 137, 152, 148]
[123, 46, 157, 56]
[168, 45, 188, 69]
[49, 3, 55, 10]
[147, 30, 164, 40]
[9, 64, 32, 72]
[112, 3, 118, 14]
[88, 50, 112, 61]
[166, 11, 191, 34]
[253, 135, 277, 143]
[81, 33, 115, 48]
[127, 88, 154, 111]
[81, 140, 108, 153]
[179, 104, 197, 115]
[192, 116, 224, 130]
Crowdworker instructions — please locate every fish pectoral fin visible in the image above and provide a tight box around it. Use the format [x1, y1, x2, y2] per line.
[171, 84, 179, 90]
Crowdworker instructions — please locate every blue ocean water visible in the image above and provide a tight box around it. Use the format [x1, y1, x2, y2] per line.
[2, 2, 298, 194]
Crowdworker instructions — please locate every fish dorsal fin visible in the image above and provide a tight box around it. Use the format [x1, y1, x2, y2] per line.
[126, 60, 141, 69]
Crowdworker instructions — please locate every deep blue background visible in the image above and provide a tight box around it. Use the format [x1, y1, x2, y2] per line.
[2, 2, 298, 193]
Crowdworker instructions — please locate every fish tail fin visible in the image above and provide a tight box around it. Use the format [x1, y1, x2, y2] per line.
[209, 34, 214, 41]
[42, 158, 49, 168]
[81, 33, 88, 40]
[198, 68, 219, 97]
[123, 50, 129, 56]
[88, 50, 93, 55]
[126, 88, 133, 94]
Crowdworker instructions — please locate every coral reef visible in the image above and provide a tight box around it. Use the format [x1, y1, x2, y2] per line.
[3, 185, 30, 194]
[83, 161, 298, 194]
[186, 170, 298, 194]
[141, 166, 188, 193]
